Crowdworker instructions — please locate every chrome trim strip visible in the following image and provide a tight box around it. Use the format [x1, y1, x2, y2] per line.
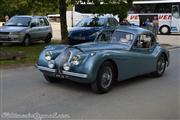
[62, 71, 88, 78]
[36, 65, 87, 78]
[0, 41, 21, 43]
[37, 66, 56, 73]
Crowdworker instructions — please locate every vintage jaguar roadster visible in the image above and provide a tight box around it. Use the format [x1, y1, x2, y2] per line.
[36, 26, 169, 93]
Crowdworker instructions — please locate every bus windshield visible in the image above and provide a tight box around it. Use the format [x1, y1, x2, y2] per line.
[172, 5, 180, 18]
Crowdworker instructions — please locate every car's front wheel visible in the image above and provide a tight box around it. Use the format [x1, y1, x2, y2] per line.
[152, 55, 166, 77]
[44, 34, 52, 43]
[91, 61, 115, 94]
[43, 74, 59, 83]
[23, 36, 31, 46]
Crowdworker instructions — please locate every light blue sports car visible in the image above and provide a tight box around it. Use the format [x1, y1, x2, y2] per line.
[36, 26, 169, 93]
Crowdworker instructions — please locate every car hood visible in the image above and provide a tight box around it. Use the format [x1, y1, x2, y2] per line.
[0, 26, 27, 32]
[75, 42, 129, 52]
[41, 43, 129, 68]
[44, 42, 129, 60]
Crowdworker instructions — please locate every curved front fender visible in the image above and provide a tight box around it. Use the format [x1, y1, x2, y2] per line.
[81, 51, 116, 83]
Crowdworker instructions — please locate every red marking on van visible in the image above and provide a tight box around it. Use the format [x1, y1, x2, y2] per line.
[130, 15, 139, 20]
[159, 15, 171, 20]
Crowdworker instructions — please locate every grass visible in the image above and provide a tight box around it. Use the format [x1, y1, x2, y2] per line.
[0, 40, 61, 66]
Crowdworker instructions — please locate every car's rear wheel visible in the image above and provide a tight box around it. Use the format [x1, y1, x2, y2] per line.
[43, 74, 59, 83]
[152, 55, 166, 77]
[44, 34, 52, 43]
[23, 36, 31, 46]
[159, 25, 170, 35]
[91, 61, 115, 94]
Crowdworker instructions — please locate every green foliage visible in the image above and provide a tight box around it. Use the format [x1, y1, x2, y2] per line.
[0, 40, 60, 65]
[0, 0, 59, 21]
[0, 0, 133, 22]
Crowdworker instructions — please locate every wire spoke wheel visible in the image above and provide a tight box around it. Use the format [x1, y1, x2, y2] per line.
[23, 36, 31, 46]
[157, 57, 166, 75]
[152, 55, 166, 77]
[100, 66, 113, 89]
[91, 61, 115, 94]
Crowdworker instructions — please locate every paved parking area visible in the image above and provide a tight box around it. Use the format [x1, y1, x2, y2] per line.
[1, 48, 179, 119]
[157, 34, 180, 47]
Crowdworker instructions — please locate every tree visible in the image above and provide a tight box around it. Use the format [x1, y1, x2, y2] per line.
[59, 0, 86, 44]
[76, 0, 133, 23]
[59, 0, 68, 44]
[0, 0, 59, 20]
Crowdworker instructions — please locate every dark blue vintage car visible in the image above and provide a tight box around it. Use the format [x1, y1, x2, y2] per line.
[68, 16, 119, 45]
[36, 26, 169, 93]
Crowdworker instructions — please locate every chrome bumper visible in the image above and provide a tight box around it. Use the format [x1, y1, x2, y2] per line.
[62, 71, 88, 78]
[36, 65, 88, 78]
[37, 65, 56, 73]
[0, 40, 22, 43]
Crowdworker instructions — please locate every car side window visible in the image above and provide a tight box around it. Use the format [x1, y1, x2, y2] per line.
[43, 18, 50, 26]
[31, 18, 40, 27]
[108, 18, 117, 26]
[112, 18, 119, 26]
[97, 31, 113, 42]
[108, 18, 113, 26]
[39, 18, 46, 26]
[134, 33, 153, 48]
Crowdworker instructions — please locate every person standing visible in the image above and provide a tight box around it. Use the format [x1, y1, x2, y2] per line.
[144, 18, 152, 31]
[5, 15, 9, 22]
[152, 16, 159, 37]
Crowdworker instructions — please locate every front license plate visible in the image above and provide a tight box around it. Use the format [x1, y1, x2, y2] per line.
[56, 74, 65, 78]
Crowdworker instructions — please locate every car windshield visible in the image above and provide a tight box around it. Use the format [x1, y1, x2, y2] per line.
[5, 17, 32, 27]
[110, 31, 134, 45]
[76, 17, 107, 27]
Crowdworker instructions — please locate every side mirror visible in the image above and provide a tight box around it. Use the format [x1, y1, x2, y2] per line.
[2, 23, 5, 26]
[30, 23, 36, 28]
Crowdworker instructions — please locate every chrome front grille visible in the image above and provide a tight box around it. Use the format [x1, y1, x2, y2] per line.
[0, 32, 9, 35]
[58, 49, 71, 73]
[0, 32, 9, 39]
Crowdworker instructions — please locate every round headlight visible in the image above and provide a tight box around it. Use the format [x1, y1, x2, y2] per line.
[48, 60, 55, 68]
[71, 55, 81, 65]
[45, 51, 52, 61]
[63, 63, 70, 71]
